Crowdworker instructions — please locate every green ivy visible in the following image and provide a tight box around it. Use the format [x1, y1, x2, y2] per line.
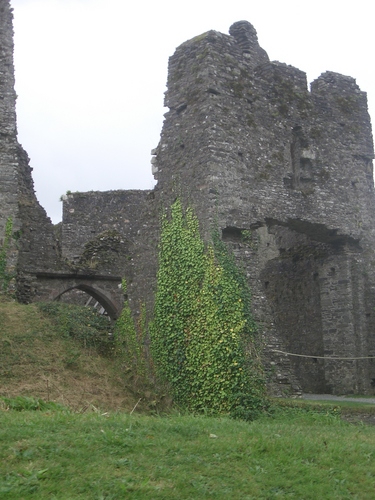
[150, 200, 205, 404]
[0, 217, 14, 293]
[151, 199, 267, 419]
[212, 228, 267, 419]
[186, 247, 246, 414]
[113, 279, 147, 377]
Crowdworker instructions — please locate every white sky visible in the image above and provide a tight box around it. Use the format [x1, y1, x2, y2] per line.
[10, 0, 375, 223]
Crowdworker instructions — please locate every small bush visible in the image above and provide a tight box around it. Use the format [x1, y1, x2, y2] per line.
[0, 396, 66, 412]
[37, 302, 112, 355]
[113, 299, 147, 376]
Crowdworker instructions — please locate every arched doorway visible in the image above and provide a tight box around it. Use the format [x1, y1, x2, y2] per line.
[54, 284, 120, 320]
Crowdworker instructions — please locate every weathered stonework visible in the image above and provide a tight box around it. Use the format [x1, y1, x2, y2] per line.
[1, 6, 375, 395]
[0, 0, 22, 277]
[0, 0, 60, 298]
[148, 21, 375, 395]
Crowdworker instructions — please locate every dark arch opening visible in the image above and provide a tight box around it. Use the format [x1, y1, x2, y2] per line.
[55, 284, 120, 321]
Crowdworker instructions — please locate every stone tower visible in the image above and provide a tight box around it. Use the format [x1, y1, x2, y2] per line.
[152, 21, 375, 394]
[0, 0, 21, 278]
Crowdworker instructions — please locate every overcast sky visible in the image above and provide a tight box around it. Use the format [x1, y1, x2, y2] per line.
[11, 0, 375, 223]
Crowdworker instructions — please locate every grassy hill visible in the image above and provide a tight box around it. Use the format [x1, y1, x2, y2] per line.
[0, 297, 161, 413]
[2, 298, 375, 498]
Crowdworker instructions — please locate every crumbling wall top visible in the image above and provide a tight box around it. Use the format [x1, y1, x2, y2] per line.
[229, 20, 269, 65]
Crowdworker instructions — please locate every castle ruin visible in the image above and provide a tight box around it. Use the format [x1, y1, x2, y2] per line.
[1, 0, 375, 395]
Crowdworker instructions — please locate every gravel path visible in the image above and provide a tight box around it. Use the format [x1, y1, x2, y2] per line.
[303, 394, 375, 405]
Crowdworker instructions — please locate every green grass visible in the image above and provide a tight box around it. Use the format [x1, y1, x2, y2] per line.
[1, 401, 375, 499]
[2, 299, 375, 498]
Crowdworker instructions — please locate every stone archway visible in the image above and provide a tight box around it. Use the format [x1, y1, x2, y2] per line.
[33, 272, 123, 321]
[54, 283, 121, 320]
[258, 220, 368, 394]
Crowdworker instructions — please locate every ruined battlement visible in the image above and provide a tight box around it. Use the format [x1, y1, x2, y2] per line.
[154, 21, 374, 244]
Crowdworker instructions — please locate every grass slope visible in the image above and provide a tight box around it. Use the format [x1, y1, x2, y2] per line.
[0, 299, 141, 412]
[2, 298, 375, 498]
[1, 407, 375, 499]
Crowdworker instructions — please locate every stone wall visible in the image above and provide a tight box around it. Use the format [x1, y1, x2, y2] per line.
[0, 0, 60, 299]
[152, 20, 375, 394]
[59, 189, 159, 317]
[0, 0, 21, 276]
[61, 190, 151, 260]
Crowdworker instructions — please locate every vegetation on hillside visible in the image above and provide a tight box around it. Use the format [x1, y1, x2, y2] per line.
[0, 299, 167, 413]
[1, 197, 269, 422]
[1, 199, 268, 420]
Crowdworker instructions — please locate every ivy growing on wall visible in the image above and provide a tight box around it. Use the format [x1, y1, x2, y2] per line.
[151, 199, 267, 419]
[0, 217, 14, 293]
[113, 279, 147, 377]
[150, 200, 205, 404]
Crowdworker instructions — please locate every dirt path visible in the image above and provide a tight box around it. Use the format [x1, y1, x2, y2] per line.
[302, 394, 375, 424]
[303, 394, 375, 405]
